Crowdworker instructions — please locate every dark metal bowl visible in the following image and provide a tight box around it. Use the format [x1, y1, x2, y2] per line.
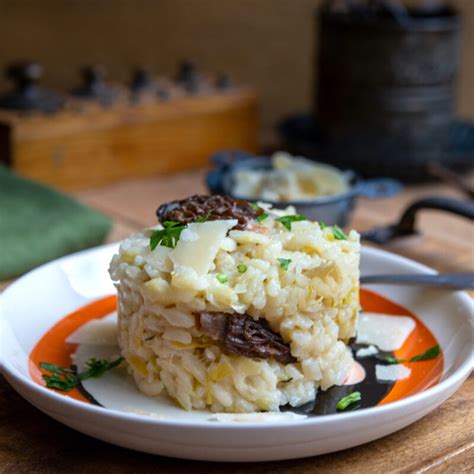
[206, 151, 402, 227]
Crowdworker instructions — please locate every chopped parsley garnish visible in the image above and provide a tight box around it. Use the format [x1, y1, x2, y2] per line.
[250, 202, 261, 211]
[336, 391, 361, 411]
[42, 372, 78, 391]
[237, 264, 248, 273]
[150, 221, 186, 250]
[319, 222, 348, 240]
[382, 345, 441, 365]
[275, 214, 307, 231]
[411, 344, 441, 361]
[82, 358, 124, 378]
[40, 357, 124, 392]
[216, 273, 229, 284]
[39, 362, 69, 374]
[278, 258, 291, 270]
[332, 225, 348, 240]
[257, 212, 269, 223]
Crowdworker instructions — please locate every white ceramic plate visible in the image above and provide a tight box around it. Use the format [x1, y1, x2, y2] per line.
[0, 244, 472, 462]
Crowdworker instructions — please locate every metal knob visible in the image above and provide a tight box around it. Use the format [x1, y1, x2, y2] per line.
[72, 64, 118, 105]
[176, 60, 202, 93]
[0, 61, 64, 113]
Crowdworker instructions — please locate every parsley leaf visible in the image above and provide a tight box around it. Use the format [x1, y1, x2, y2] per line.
[40, 357, 124, 392]
[410, 345, 441, 361]
[79, 357, 124, 380]
[383, 345, 441, 365]
[150, 221, 186, 250]
[278, 258, 291, 270]
[275, 214, 307, 231]
[320, 223, 348, 240]
[336, 391, 361, 411]
[39, 362, 74, 374]
[257, 212, 269, 223]
[332, 225, 348, 240]
[237, 264, 248, 273]
[250, 202, 260, 211]
[42, 372, 78, 391]
[216, 273, 228, 284]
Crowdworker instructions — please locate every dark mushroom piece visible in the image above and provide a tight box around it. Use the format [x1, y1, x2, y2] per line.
[156, 194, 264, 231]
[198, 312, 296, 364]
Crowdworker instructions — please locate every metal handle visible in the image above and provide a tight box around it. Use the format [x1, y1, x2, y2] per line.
[362, 196, 474, 244]
[395, 197, 474, 236]
[361, 273, 474, 290]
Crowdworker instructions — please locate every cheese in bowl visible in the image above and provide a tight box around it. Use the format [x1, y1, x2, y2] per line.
[109, 195, 360, 413]
[231, 152, 349, 202]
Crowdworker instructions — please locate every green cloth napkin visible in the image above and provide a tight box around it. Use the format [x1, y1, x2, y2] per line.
[0, 167, 112, 280]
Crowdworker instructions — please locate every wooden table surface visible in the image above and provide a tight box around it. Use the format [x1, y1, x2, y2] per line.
[1, 170, 473, 473]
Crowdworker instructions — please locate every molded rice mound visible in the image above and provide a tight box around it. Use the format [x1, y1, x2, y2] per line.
[109, 205, 360, 413]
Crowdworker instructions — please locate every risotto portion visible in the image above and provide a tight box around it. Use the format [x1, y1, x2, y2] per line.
[109, 195, 360, 413]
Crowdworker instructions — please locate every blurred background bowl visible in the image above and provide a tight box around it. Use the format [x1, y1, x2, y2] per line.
[206, 151, 402, 226]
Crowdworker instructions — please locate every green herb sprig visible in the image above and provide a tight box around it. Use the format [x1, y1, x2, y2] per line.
[250, 203, 269, 223]
[40, 357, 124, 392]
[332, 225, 348, 240]
[336, 391, 361, 411]
[278, 258, 291, 271]
[275, 214, 307, 231]
[319, 222, 348, 240]
[382, 345, 441, 365]
[150, 221, 186, 250]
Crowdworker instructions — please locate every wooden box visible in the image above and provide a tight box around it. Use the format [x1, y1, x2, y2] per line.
[0, 89, 258, 191]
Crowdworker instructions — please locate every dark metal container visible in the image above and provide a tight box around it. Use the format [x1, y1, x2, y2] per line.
[315, 5, 462, 178]
[206, 151, 401, 227]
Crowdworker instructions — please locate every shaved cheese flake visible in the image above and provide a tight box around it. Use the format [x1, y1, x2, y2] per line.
[66, 312, 118, 346]
[376, 364, 411, 381]
[356, 345, 379, 358]
[170, 220, 237, 276]
[179, 228, 200, 242]
[356, 313, 416, 351]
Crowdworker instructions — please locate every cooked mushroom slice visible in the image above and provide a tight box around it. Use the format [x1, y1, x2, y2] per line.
[198, 312, 296, 364]
[156, 194, 264, 230]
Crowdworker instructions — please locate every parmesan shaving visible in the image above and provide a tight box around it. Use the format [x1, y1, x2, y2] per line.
[170, 220, 237, 276]
[356, 345, 379, 358]
[66, 312, 118, 346]
[375, 364, 411, 381]
[356, 313, 416, 351]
